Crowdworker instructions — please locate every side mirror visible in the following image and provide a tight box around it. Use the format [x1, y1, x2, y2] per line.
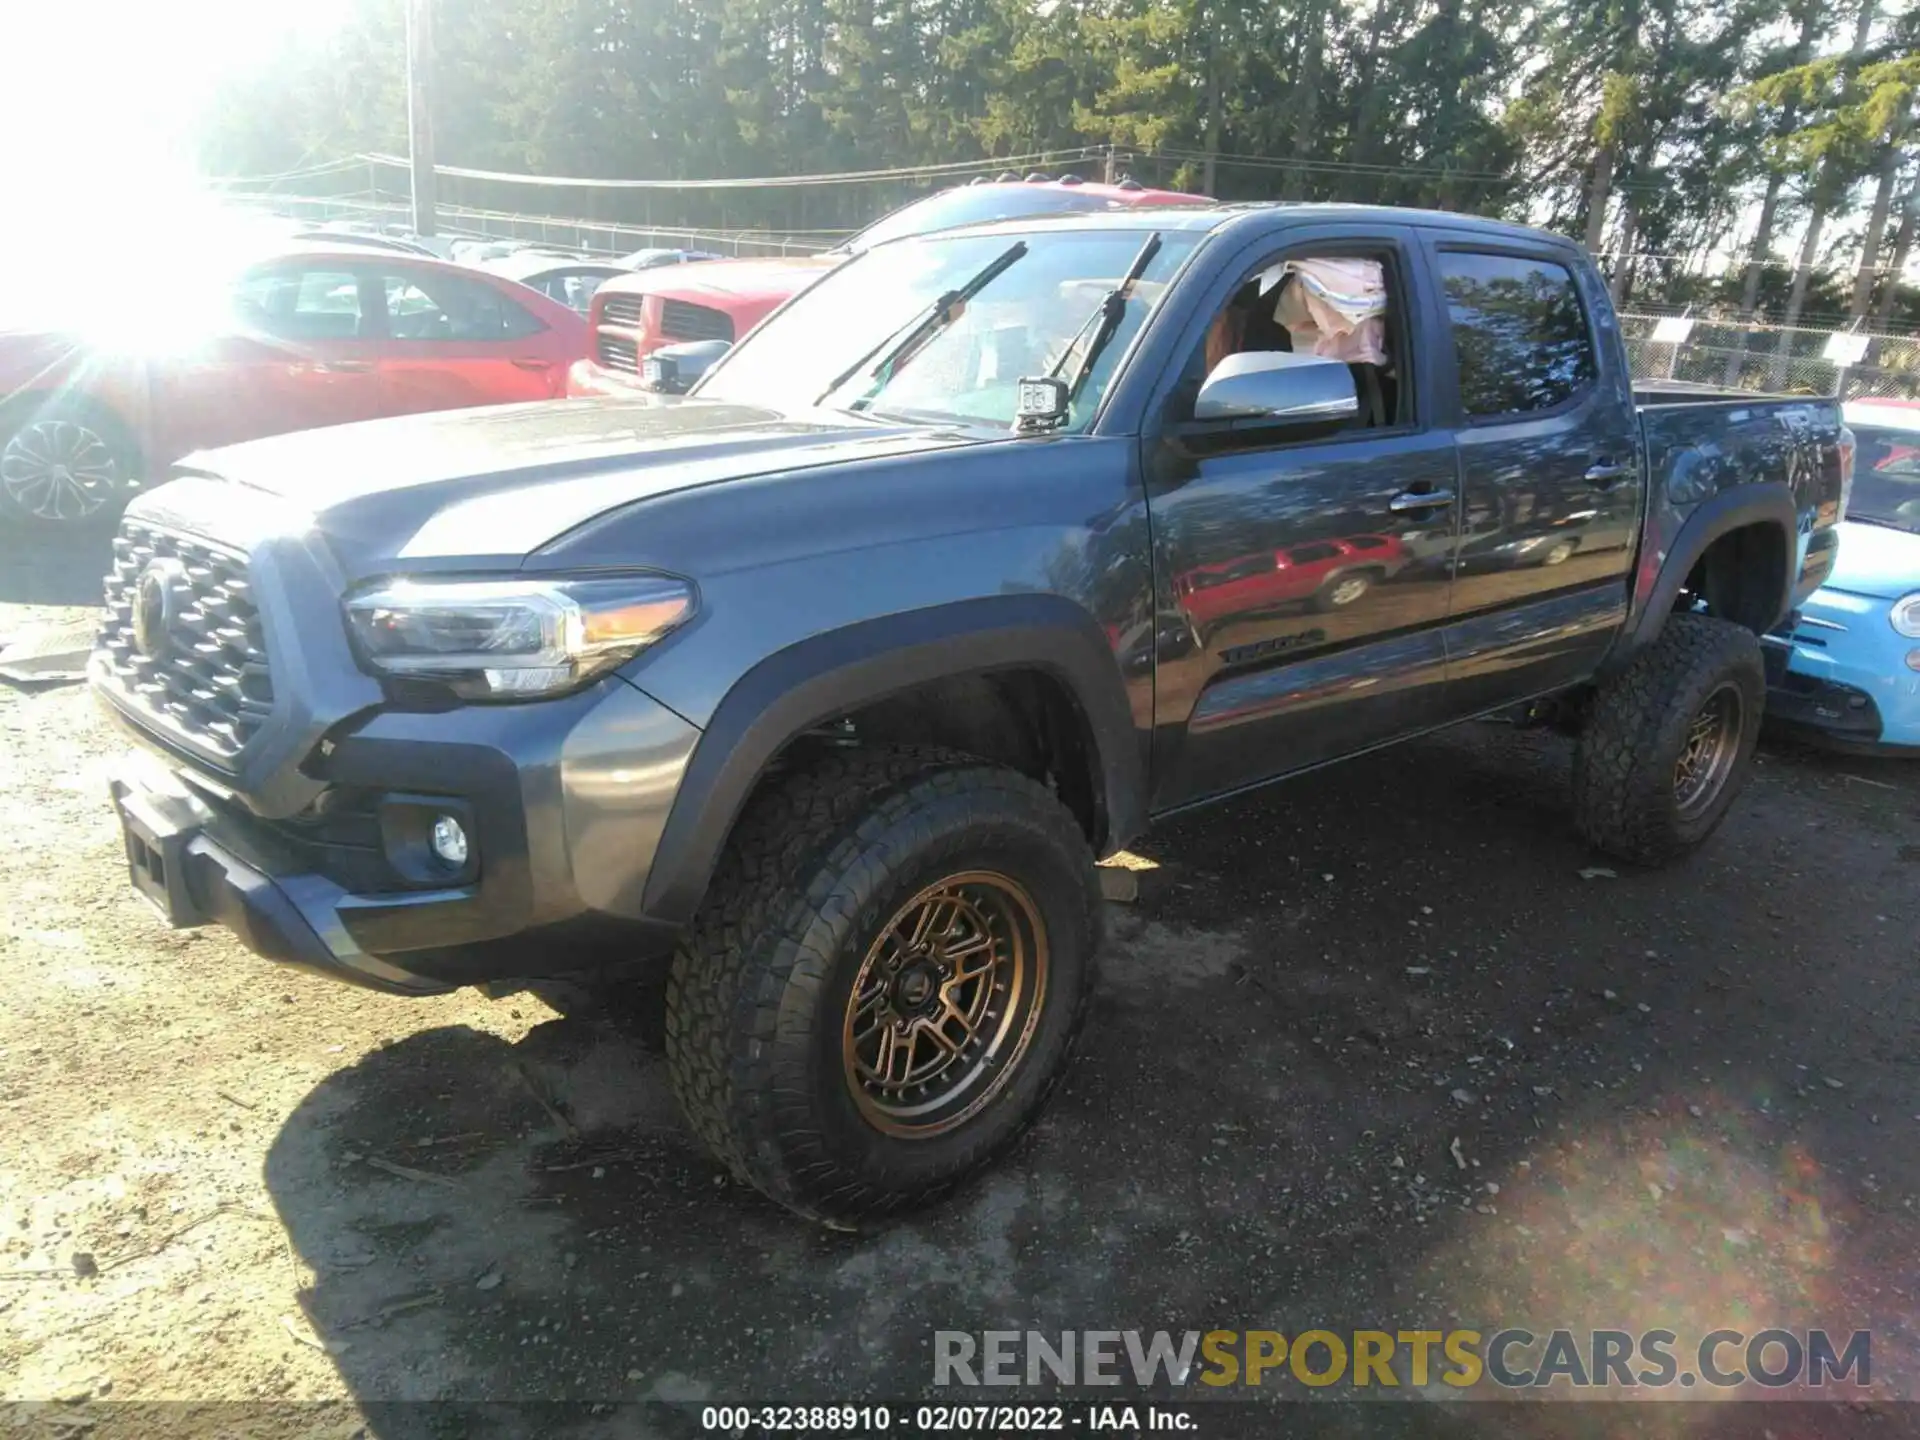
[642, 339, 732, 395]
[1194, 351, 1358, 425]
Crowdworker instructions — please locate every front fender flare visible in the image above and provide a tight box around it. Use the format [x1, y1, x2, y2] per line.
[637, 594, 1142, 924]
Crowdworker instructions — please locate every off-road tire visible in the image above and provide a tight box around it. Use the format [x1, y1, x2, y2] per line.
[664, 744, 1102, 1224]
[1573, 613, 1764, 865]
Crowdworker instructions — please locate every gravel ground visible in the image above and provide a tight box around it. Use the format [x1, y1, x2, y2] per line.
[2, 559, 1918, 1439]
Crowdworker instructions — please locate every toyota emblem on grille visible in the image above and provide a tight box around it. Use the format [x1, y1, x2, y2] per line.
[132, 558, 187, 660]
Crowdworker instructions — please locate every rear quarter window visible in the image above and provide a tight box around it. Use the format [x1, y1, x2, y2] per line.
[1439, 252, 1596, 418]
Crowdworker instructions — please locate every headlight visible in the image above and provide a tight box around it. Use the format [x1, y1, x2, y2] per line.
[1892, 592, 1920, 639]
[344, 574, 694, 701]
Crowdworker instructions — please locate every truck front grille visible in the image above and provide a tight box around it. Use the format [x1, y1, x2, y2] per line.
[96, 521, 273, 764]
[596, 333, 641, 375]
[600, 295, 646, 329]
[659, 300, 735, 343]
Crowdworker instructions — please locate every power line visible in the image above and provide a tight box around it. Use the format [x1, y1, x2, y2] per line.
[355, 147, 1110, 190]
[204, 156, 372, 187]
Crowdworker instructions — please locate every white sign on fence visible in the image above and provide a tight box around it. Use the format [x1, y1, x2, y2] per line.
[1823, 332, 1870, 366]
[1651, 316, 1695, 344]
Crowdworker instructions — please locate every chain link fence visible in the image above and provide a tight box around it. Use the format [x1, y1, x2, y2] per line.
[1620, 313, 1920, 401]
[233, 193, 840, 258]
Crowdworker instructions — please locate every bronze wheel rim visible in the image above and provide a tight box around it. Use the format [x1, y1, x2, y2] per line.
[1674, 681, 1744, 820]
[841, 869, 1048, 1139]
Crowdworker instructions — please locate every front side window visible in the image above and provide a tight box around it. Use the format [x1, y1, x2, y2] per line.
[698, 227, 1202, 431]
[1440, 252, 1596, 418]
[235, 267, 367, 340]
[1175, 250, 1406, 431]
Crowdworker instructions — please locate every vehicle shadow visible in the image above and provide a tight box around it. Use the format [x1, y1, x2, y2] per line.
[0, 520, 114, 605]
[263, 724, 1919, 1438]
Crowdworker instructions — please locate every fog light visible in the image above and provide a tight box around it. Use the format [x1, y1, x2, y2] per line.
[1907, 648, 1920, 673]
[430, 815, 469, 867]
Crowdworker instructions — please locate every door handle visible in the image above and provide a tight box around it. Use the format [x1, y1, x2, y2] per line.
[1583, 460, 1628, 486]
[294, 359, 374, 374]
[1389, 489, 1455, 512]
[510, 357, 556, 371]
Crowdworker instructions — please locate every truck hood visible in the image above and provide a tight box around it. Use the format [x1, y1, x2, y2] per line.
[1823, 518, 1920, 601]
[144, 395, 979, 572]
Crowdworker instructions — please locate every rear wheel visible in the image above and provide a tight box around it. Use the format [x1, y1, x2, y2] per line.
[664, 745, 1101, 1224]
[1572, 613, 1763, 865]
[0, 401, 139, 525]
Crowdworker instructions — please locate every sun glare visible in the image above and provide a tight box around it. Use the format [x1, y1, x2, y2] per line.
[0, 0, 351, 337]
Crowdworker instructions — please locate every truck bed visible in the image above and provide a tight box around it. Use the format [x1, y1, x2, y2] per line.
[1634, 390, 1848, 610]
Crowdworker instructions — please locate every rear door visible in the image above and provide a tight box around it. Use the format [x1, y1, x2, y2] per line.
[1422, 238, 1642, 714]
[371, 264, 572, 416]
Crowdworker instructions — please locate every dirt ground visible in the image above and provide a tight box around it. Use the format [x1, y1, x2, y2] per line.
[3, 550, 1919, 1438]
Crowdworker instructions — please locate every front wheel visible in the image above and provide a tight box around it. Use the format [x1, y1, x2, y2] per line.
[1538, 538, 1577, 567]
[664, 746, 1101, 1224]
[0, 401, 139, 525]
[1572, 613, 1764, 865]
[1311, 570, 1373, 612]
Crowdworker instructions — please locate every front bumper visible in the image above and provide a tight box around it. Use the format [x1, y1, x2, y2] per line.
[1762, 612, 1920, 754]
[567, 358, 650, 399]
[101, 673, 702, 992]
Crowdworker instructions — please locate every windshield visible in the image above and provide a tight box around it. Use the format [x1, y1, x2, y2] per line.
[850, 187, 1134, 252]
[1849, 425, 1920, 532]
[697, 227, 1201, 430]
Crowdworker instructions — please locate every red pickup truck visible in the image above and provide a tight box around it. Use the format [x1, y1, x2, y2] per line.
[0, 244, 587, 525]
[569, 176, 1211, 396]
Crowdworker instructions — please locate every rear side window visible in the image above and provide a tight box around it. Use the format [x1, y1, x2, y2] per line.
[1439, 253, 1596, 418]
[381, 271, 547, 342]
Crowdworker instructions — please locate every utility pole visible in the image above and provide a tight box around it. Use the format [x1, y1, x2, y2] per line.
[406, 0, 437, 237]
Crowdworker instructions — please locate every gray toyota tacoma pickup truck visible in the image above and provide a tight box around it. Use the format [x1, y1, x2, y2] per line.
[93, 204, 1851, 1223]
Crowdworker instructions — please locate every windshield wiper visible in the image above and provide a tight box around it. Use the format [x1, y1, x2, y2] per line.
[1048, 232, 1163, 406]
[815, 240, 1029, 408]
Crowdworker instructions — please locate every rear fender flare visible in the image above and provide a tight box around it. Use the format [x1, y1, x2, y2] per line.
[1607, 482, 1797, 672]
[637, 594, 1142, 923]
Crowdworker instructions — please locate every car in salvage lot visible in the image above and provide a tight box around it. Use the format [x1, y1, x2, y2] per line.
[93, 202, 1848, 1225]
[0, 244, 588, 525]
[477, 251, 635, 316]
[1765, 398, 1920, 754]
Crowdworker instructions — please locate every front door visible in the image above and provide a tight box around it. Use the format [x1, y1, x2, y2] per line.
[1146, 231, 1461, 809]
[154, 263, 388, 462]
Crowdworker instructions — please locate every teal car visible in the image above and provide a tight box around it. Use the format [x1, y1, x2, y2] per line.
[1767, 400, 1920, 753]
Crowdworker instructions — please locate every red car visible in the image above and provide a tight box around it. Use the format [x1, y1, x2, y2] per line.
[569, 176, 1212, 397]
[1174, 535, 1409, 633]
[0, 244, 588, 524]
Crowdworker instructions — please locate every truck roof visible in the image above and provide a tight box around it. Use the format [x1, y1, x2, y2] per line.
[925, 200, 1586, 251]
